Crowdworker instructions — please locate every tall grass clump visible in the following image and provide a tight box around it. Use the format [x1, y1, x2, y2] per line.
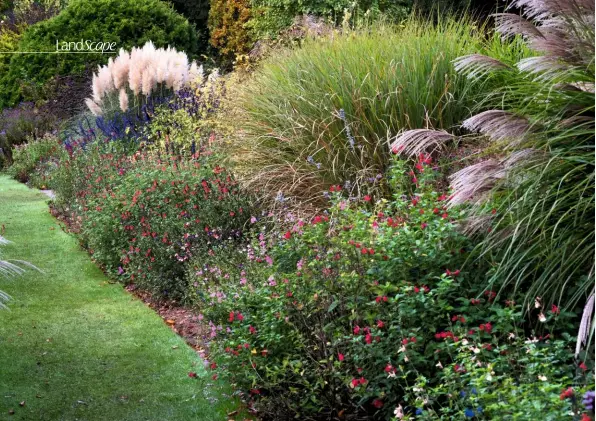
[228, 18, 491, 209]
[393, 0, 595, 314]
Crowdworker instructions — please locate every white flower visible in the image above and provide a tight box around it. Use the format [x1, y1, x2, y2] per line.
[538, 375, 547, 381]
[538, 312, 546, 322]
[436, 361, 443, 369]
[394, 405, 404, 419]
[535, 297, 542, 308]
[462, 338, 469, 346]
[508, 332, 516, 339]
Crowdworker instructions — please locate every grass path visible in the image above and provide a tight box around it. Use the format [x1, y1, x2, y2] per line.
[0, 176, 235, 421]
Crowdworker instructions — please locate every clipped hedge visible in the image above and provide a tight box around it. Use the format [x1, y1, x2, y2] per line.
[0, 0, 198, 108]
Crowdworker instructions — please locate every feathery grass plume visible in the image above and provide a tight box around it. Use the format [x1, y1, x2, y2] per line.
[493, 13, 544, 39]
[85, 41, 201, 115]
[390, 129, 455, 157]
[85, 98, 103, 116]
[516, 56, 569, 80]
[462, 110, 532, 144]
[453, 54, 511, 80]
[438, 0, 595, 311]
[576, 292, 594, 357]
[118, 89, 129, 112]
[0, 235, 39, 310]
[448, 160, 506, 205]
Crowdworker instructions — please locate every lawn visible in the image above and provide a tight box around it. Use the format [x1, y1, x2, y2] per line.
[0, 175, 237, 420]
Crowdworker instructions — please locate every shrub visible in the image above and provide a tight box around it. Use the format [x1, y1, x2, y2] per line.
[392, 0, 595, 310]
[6, 132, 64, 185]
[79, 151, 252, 298]
[0, 0, 198, 108]
[194, 156, 592, 419]
[227, 19, 493, 209]
[208, 0, 253, 58]
[0, 102, 55, 166]
[248, 0, 411, 39]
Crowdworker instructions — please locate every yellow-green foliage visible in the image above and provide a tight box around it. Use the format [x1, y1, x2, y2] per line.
[208, 0, 253, 58]
[146, 73, 228, 153]
[0, 26, 22, 74]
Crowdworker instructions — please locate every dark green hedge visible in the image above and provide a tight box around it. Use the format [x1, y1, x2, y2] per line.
[0, 0, 198, 108]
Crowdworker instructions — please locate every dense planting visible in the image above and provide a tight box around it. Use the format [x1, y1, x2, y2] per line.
[2, 2, 594, 420]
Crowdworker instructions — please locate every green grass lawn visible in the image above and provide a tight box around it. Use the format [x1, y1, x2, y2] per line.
[0, 176, 238, 421]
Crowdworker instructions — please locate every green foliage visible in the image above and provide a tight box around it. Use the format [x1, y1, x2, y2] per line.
[416, 336, 593, 419]
[6, 132, 65, 187]
[0, 25, 22, 76]
[195, 157, 592, 419]
[248, 0, 410, 38]
[0, 0, 198, 108]
[228, 19, 489, 208]
[51, 139, 253, 298]
[168, 0, 210, 50]
[444, 2, 594, 309]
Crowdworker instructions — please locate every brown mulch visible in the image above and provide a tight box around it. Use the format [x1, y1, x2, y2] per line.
[124, 284, 210, 360]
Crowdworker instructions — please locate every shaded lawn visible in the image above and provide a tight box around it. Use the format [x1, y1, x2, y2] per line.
[0, 176, 237, 420]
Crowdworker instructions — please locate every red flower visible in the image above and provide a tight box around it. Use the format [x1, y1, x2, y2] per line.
[283, 231, 292, 240]
[401, 338, 409, 345]
[410, 336, 417, 343]
[229, 311, 234, 322]
[579, 362, 587, 371]
[376, 320, 385, 329]
[353, 325, 361, 335]
[351, 378, 359, 387]
[581, 414, 590, 421]
[338, 353, 345, 362]
[479, 322, 493, 334]
[365, 334, 373, 344]
[385, 364, 396, 374]
[551, 304, 560, 315]
[363, 195, 371, 202]
[372, 399, 384, 409]
[249, 325, 257, 334]
[188, 372, 197, 378]
[236, 312, 244, 321]
[210, 362, 217, 370]
[421, 222, 428, 229]
[414, 286, 420, 293]
[560, 387, 574, 400]
[470, 298, 480, 305]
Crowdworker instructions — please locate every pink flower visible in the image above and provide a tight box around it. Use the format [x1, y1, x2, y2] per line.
[353, 325, 361, 335]
[376, 320, 385, 329]
[363, 195, 371, 202]
[338, 353, 345, 362]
